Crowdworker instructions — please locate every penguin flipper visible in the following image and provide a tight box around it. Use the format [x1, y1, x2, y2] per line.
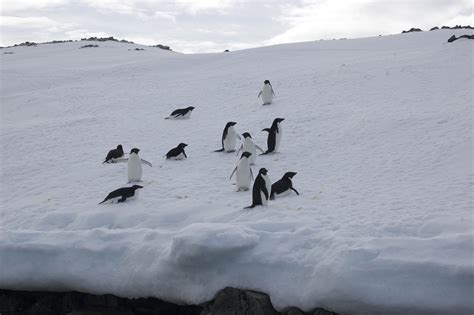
[236, 145, 242, 156]
[229, 167, 237, 180]
[250, 168, 254, 181]
[257, 91, 262, 98]
[141, 159, 153, 167]
[255, 145, 265, 153]
[291, 187, 300, 195]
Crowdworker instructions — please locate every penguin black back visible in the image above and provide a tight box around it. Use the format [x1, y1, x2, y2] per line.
[270, 172, 299, 199]
[245, 168, 269, 209]
[166, 143, 188, 159]
[215, 121, 236, 152]
[103, 144, 124, 163]
[261, 128, 276, 155]
[99, 185, 143, 204]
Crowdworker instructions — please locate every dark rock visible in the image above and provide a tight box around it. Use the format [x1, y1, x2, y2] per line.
[80, 44, 99, 48]
[447, 34, 474, 43]
[201, 287, 278, 315]
[281, 306, 305, 315]
[134, 48, 145, 51]
[3, 52, 14, 54]
[430, 26, 439, 31]
[402, 27, 422, 33]
[311, 307, 339, 315]
[150, 44, 172, 51]
[223, 49, 230, 52]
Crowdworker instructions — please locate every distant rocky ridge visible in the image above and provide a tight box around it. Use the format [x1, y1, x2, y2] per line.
[0, 36, 172, 51]
[0, 287, 337, 315]
[402, 25, 473, 33]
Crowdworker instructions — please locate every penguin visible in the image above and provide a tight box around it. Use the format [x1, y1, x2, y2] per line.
[102, 144, 124, 163]
[115, 148, 152, 182]
[270, 172, 300, 200]
[245, 168, 271, 208]
[165, 106, 195, 119]
[99, 185, 143, 204]
[257, 80, 275, 105]
[261, 118, 284, 155]
[166, 143, 188, 160]
[214, 121, 241, 152]
[236, 132, 264, 165]
[229, 151, 254, 191]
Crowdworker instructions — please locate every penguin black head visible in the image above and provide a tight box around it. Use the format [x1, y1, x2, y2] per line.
[132, 185, 144, 190]
[264, 80, 270, 84]
[226, 121, 237, 127]
[283, 172, 297, 179]
[242, 132, 252, 138]
[259, 168, 268, 175]
[187, 106, 195, 111]
[241, 151, 252, 159]
[178, 143, 188, 148]
[274, 118, 285, 123]
[130, 148, 140, 154]
[117, 144, 123, 150]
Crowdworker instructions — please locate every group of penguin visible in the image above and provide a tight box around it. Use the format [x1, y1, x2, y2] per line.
[99, 80, 299, 208]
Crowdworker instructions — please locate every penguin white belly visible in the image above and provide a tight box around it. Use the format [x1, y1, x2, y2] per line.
[275, 124, 282, 152]
[236, 159, 252, 190]
[275, 189, 291, 198]
[178, 112, 192, 119]
[224, 127, 237, 152]
[261, 191, 268, 205]
[261, 86, 273, 104]
[128, 155, 142, 182]
[172, 152, 186, 160]
[243, 141, 257, 164]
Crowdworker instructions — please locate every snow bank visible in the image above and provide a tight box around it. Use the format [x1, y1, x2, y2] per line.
[1, 30, 473, 314]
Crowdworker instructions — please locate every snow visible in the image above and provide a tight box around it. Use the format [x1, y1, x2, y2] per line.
[1, 30, 473, 314]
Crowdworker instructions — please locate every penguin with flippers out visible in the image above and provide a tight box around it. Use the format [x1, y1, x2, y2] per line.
[99, 185, 143, 204]
[236, 132, 264, 165]
[257, 80, 275, 105]
[115, 148, 152, 182]
[261, 118, 284, 155]
[230, 151, 254, 191]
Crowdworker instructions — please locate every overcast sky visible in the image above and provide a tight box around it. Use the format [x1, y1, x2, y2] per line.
[1, 0, 472, 53]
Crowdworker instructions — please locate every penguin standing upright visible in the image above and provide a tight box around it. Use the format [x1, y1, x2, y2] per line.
[245, 168, 271, 208]
[99, 185, 143, 204]
[257, 80, 275, 105]
[229, 152, 254, 191]
[236, 132, 264, 165]
[214, 122, 240, 152]
[261, 118, 284, 155]
[165, 143, 188, 160]
[103, 144, 124, 163]
[115, 148, 152, 182]
[271, 172, 299, 199]
[165, 106, 195, 119]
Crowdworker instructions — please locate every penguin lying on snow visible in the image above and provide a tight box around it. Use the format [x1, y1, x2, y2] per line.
[214, 122, 241, 152]
[165, 106, 195, 119]
[115, 148, 152, 182]
[245, 168, 271, 208]
[257, 80, 275, 105]
[166, 143, 188, 160]
[261, 118, 284, 155]
[229, 151, 254, 191]
[99, 185, 143, 204]
[236, 133, 264, 165]
[271, 172, 299, 200]
[102, 144, 124, 163]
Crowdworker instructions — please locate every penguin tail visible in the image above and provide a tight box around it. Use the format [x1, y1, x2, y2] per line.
[164, 116, 171, 120]
[260, 151, 269, 156]
[244, 204, 256, 209]
[98, 199, 107, 205]
[214, 148, 225, 152]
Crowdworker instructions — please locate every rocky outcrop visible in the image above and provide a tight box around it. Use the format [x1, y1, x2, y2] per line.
[402, 28, 423, 33]
[447, 34, 474, 43]
[0, 287, 338, 315]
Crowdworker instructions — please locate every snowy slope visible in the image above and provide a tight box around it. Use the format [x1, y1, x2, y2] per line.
[1, 30, 473, 314]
